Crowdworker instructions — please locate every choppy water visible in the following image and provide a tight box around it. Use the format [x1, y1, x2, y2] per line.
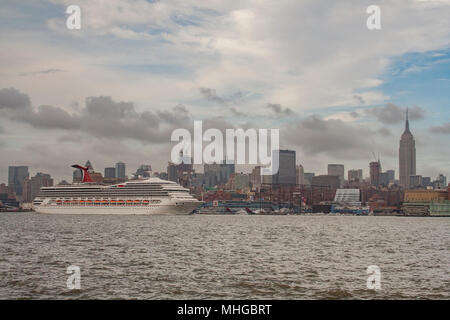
[0, 212, 448, 299]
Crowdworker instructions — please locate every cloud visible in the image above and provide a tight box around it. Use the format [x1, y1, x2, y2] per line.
[199, 87, 227, 105]
[0, 87, 31, 110]
[266, 103, 295, 117]
[0, 87, 192, 144]
[156, 104, 190, 126]
[378, 127, 392, 137]
[429, 122, 450, 134]
[283, 115, 394, 159]
[408, 107, 426, 121]
[350, 111, 359, 118]
[198, 87, 244, 106]
[230, 107, 247, 117]
[19, 104, 80, 130]
[366, 103, 425, 124]
[353, 95, 365, 105]
[18, 69, 65, 76]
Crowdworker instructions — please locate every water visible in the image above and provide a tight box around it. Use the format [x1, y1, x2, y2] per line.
[0, 212, 448, 299]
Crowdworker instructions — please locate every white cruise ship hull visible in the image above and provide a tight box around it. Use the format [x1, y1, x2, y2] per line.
[33, 202, 200, 215]
[32, 177, 202, 215]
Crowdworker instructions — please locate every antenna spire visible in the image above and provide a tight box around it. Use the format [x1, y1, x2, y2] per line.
[404, 107, 410, 133]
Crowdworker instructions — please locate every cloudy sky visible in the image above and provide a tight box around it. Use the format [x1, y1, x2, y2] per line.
[0, 0, 449, 183]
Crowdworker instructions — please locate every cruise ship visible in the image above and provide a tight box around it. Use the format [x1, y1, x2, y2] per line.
[32, 164, 202, 215]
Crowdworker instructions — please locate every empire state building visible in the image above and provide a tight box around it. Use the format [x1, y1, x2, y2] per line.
[399, 109, 416, 188]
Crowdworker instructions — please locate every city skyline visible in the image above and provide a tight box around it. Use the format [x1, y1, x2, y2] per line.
[1, 111, 448, 185]
[1, 1, 450, 183]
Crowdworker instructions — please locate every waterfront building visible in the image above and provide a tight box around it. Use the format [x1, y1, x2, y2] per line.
[229, 173, 250, 191]
[261, 173, 272, 185]
[311, 175, 340, 189]
[250, 166, 262, 190]
[135, 165, 152, 178]
[433, 174, 447, 189]
[328, 164, 344, 187]
[104, 167, 116, 178]
[404, 189, 448, 202]
[409, 175, 423, 188]
[167, 153, 195, 186]
[204, 161, 235, 188]
[348, 169, 363, 182]
[0, 183, 8, 194]
[304, 172, 315, 186]
[334, 189, 361, 206]
[403, 185, 450, 216]
[422, 177, 431, 187]
[399, 109, 416, 188]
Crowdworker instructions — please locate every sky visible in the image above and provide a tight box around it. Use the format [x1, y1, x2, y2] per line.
[0, 0, 449, 183]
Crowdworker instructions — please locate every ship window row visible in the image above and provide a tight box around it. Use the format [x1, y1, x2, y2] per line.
[40, 192, 170, 195]
[41, 189, 170, 192]
[36, 196, 169, 201]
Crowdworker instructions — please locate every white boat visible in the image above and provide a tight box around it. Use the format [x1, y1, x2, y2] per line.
[32, 164, 202, 215]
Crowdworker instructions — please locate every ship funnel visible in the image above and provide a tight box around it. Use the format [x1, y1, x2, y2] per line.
[72, 164, 94, 183]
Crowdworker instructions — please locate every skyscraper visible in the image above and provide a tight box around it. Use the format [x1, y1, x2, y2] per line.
[296, 164, 305, 185]
[272, 150, 296, 185]
[386, 170, 395, 183]
[23, 173, 53, 202]
[8, 166, 29, 197]
[370, 161, 381, 187]
[328, 164, 344, 187]
[115, 162, 126, 178]
[399, 109, 416, 188]
[104, 167, 116, 178]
